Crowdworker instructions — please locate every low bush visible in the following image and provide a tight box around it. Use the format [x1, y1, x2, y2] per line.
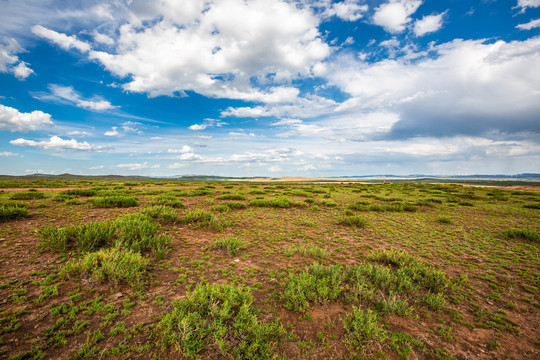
[160, 283, 284, 359]
[0, 205, 29, 221]
[149, 194, 185, 208]
[216, 193, 246, 200]
[338, 215, 367, 227]
[344, 307, 386, 351]
[220, 201, 246, 209]
[40, 214, 171, 254]
[62, 248, 148, 286]
[142, 205, 180, 224]
[90, 195, 138, 208]
[60, 189, 97, 197]
[208, 237, 246, 256]
[503, 228, 540, 242]
[249, 197, 292, 208]
[182, 209, 223, 231]
[10, 190, 45, 200]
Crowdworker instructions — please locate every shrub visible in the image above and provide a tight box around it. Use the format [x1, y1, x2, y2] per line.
[503, 228, 540, 242]
[435, 216, 453, 224]
[39, 214, 171, 254]
[142, 205, 180, 224]
[182, 209, 223, 231]
[61, 189, 97, 197]
[208, 237, 246, 256]
[343, 308, 386, 351]
[149, 195, 185, 208]
[0, 205, 29, 221]
[62, 248, 148, 286]
[10, 190, 45, 200]
[90, 195, 138, 208]
[423, 292, 447, 311]
[159, 283, 284, 359]
[220, 201, 246, 209]
[338, 215, 367, 228]
[249, 197, 292, 208]
[216, 193, 246, 200]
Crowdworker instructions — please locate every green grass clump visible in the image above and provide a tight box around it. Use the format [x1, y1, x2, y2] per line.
[423, 292, 447, 311]
[39, 214, 171, 254]
[60, 189, 97, 197]
[338, 215, 367, 227]
[216, 193, 246, 200]
[219, 201, 247, 209]
[160, 283, 284, 359]
[503, 228, 540, 242]
[90, 195, 138, 208]
[0, 205, 29, 221]
[523, 203, 540, 209]
[343, 307, 386, 352]
[141, 205, 180, 224]
[249, 197, 292, 208]
[282, 263, 345, 312]
[149, 194, 185, 208]
[10, 190, 45, 200]
[435, 216, 453, 224]
[182, 209, 223, 231]
[62, 248, 148, 286]
[283, 244, 327, 259]
[211, 204, 230, 212]
[208, 237, 246, 256]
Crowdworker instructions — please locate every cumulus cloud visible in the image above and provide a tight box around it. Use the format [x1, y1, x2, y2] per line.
[516, 18, 540, 30]
[33, 84, 117, 111]
[116, 162, 153, 170]
[515, 0, 540, 12]
[324, 37, 540, 139]
[0, 151, 19, 157]
[168, 145, 194, 154]
[189, 118, 228, 131]
[0, 104, 53, 132]
[10, 136, 109, 151]
[268, 165, 282, 172]
[323, 1, 368, 22]
[0, 38, 34, 79]
[104, 127, 122, 137]
[373, 0, 422, 33]
[42, 0, 329, 102]
[32, 25, 91, 52]
[89, 165, 104, 170]
[414, 13, 445, 36]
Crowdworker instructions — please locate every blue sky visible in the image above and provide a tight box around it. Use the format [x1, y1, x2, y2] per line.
[0, 0, 539, 177]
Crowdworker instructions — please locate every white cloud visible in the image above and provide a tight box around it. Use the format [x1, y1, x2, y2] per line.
[0, 151, 19, 157]
[414, 13, 445, 36]
[33, 85, 117, 111]
[93, 31, 114, 45]
[516, 18, 540, 30]
[10, 136, 109, 151]
[0, 104, 53, 132]
[150, 136, 164, 140]
[515, 0, 540, 12]
[373, 0, 422, 33]
[324, 37, 540, 138]
[89, 165, 104, 170]
[268, 165, 283, 172]
[44, 0, 329, 102]
[116, 162, 149, 170]
[301, 164, 317, 171]
[168, 145, 194, 154]
[228, 131, 255, 137]
[0, 38, 34, 79]
[177, 152, 205, 161]
[323, 1, 368, 22]
[32, 25, 91, 52]
[67, 130, 92, 137]
[104, 127, 121, 137]
[189, 118, 228, 131]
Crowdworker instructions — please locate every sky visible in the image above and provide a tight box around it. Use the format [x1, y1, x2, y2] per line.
[0, 0, 539, 177]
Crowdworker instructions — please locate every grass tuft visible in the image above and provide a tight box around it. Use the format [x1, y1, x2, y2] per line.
[207, 237, 246, 256]
[89, 195, 138, 208]
[159, 283, 284, 359]
[503, 228, 539, 242]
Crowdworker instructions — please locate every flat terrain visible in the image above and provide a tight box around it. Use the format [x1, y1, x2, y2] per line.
[0, 180, 538, 359]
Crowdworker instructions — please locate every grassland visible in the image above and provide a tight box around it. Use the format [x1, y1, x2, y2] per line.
[0, 180, 538, 359]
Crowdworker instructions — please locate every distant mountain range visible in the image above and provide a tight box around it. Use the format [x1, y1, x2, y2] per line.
[0, 173, 539, 182]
